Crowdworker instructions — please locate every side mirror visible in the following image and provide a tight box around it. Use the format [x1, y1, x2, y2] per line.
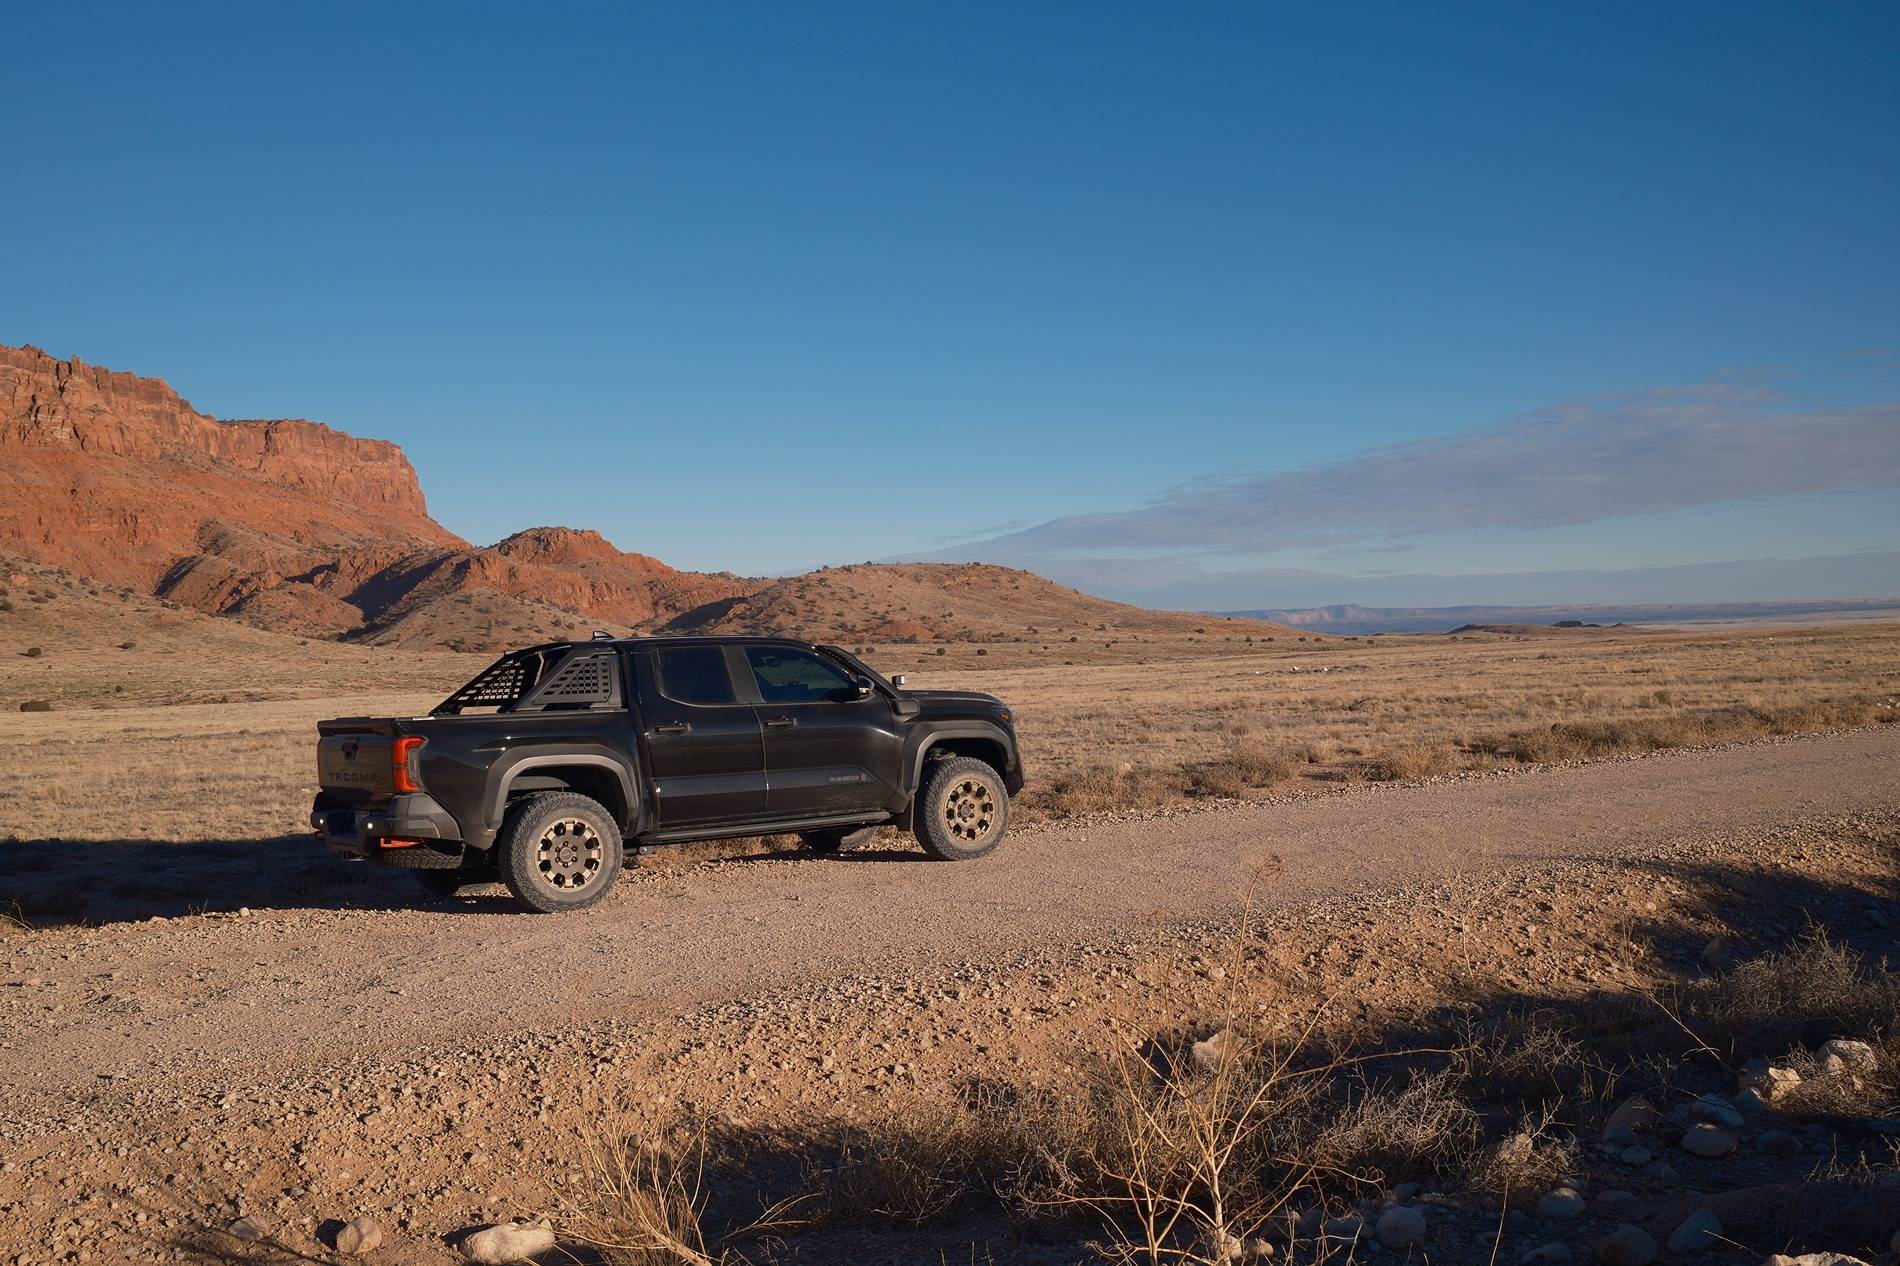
[891, 674, 908, 688]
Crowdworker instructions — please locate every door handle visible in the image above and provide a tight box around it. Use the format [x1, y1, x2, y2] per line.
[655, 722, 692, 735]
[765, 715, 797, 729]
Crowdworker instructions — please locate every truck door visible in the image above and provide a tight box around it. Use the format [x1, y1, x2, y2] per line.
[632, 646, 769, 826]
[738, 644, 903, 817]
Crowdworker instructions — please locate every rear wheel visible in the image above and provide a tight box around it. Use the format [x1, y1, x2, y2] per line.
[496, 792, 624, 913]
[913, 756, 1009, 861]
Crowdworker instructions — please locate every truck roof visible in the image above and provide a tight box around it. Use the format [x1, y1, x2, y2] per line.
[512, 634, 834, 654]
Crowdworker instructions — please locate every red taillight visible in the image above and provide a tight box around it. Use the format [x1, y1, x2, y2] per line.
[392, 736, 425, 793]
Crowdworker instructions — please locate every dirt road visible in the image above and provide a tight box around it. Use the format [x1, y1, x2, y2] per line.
[6, 726, 1897, 1106]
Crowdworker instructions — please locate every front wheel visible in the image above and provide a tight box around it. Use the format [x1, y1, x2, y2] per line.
[496, 792, 625, 913]
[913, 756, 1010, 861]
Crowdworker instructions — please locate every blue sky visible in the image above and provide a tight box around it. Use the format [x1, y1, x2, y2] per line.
[3, 2, 1896, 608]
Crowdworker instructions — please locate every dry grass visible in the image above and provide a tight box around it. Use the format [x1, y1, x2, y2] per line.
[3, 581, 1896, 845]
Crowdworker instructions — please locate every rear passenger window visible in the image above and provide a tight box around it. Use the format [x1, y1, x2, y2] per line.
[746, 646, 857, 703]
[656, 647, 737, 706]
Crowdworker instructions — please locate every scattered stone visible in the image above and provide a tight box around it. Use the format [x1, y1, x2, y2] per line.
[335, 1216, 383, 1255]
[1680, 1123, 1737, 1157]
[1536, 1187, 1586, 1219]
[1732, 1088, 1768, 1116]
[226, 1216, 271, 1243]
[1598, 1190, 1635, 1207]
[1738, 1059, 1802, 1101]
[1191, 1028, 1244, 1072]
[1616, 1145, 1651, 1166]
[1522, 1245, 1574, 1266]
[1375, 1206, 1427, 1249]
[1604, 1097, 1659, 1135]
[1322, 1212, 1364, 1239]
[462, 1218, 556, 1264]
[1700, 938, 1736, 972]
[1666, 1210, 1721, 1254]
[1756, 1129, 1802, 1155]
[1818, 1039, 1879, 1074]
[1596, 1223, 1658, 1266]
[1684, 1095, 1744, 1129]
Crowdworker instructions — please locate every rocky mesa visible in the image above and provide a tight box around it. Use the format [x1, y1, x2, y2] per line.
[1, 344, 1291, 650]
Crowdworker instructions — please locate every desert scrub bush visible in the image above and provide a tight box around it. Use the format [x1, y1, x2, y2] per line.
[567, 1120, 800, 1265]
[1689, 931, 1900, 1056]
[23, 646, 43, 657]
[1307, 1069, 1481, 1189]
[1466, 1114, 1579, 1197]
[1186, 741, 1294, 799]
[1366, 740, 1459, 781]
[1447, 1009, 1595, 1104]
[18, 700, 52, 712]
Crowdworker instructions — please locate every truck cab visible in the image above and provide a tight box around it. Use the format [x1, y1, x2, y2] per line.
[311, 636, 1023, 912]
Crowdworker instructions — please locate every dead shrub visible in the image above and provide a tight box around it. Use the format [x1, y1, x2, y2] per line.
[1366, 740, 1458, 781]
[1449, 1009, 1594, 1103]
[1467, 1113, 1578, 1197]
[1308, 1069, 1480, 1188]
[1691, 932, 1900, 1055]
[1186, 742, 1294, 799]
[568, 1120, 804, 1265]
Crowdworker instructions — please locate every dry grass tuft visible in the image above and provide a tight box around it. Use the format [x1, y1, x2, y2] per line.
[1366, 740, 1458, 781]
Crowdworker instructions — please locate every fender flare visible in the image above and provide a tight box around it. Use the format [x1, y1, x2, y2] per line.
[476, 745, 641, 847]
[904, 722, 1014, 794]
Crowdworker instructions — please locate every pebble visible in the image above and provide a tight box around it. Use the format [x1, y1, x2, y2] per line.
[1684, 1094, 1743, 1129]
[1818, 1038, 1879, 1073]
[1756, 1129, 1802, 1155]
[226, 1216, 271, 1243]
[462, 1217, 556, 1264]
[335, 1215, 383, 1255]
[1680, 1123, 1737, 1157]
[1595, 1223, 1658, 1266]
[1536, 1187, 1586, 1219]
[1603, 1097, 1659, 1134]
[1374, 1206, 1426, 1250]
[1667, 1210, 1721, 1254]
[1191, 1028, 1243, 1072]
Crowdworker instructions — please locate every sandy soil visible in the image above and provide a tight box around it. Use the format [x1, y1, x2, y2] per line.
[2, 727, 1897, 1263]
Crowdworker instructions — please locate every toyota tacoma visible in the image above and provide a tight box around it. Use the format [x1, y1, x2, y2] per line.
[310, 636, 1023, 912]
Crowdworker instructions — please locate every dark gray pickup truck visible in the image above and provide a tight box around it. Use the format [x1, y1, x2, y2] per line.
[311, 636, 1024, 912]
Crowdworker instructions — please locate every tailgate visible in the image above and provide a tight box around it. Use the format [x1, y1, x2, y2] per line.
[318, 733, 398, 806]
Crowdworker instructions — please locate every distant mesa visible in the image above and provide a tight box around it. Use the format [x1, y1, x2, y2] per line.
[1, 344, 1292, 651]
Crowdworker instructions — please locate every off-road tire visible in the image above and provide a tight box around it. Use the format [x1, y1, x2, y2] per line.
[496, 791, 624, 913]
[912, 756, 1009, 861]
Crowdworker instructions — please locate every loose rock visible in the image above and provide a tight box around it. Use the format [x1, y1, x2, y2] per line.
[1536, 1187, 1586, 1219]
[1374, 1205, 1426, 1249]
[462, 1218, 556, 1264]
[1680, 1123, 1737, 1157]
[1818, 1039, 1878, 1074]
[335, 1216, 383, 1255]
[1595, 1223, 1658, 1266]
[1666, 1210, 1721, 1254]
[1191, 1028, 1244, 1072]
[227, 1216, 271, 1243]
[1756, 1129, 1802, 1155]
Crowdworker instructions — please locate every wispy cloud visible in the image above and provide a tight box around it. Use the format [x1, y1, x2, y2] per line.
[922, 382, 1900, 563]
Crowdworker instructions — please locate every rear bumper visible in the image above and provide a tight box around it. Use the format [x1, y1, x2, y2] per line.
[310, 792, 462, 862]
